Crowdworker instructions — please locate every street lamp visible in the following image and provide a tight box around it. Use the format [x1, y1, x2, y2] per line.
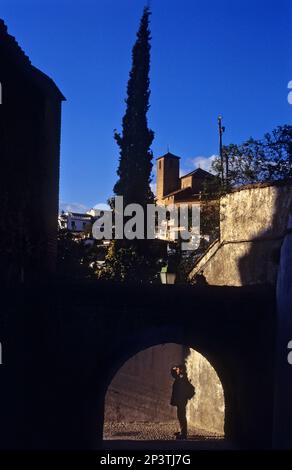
[160, 265, 176, 285]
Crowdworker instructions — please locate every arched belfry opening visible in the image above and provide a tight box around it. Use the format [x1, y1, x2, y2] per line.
[103, 343, 225, 442]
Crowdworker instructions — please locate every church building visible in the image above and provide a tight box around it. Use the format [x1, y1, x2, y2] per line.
[155, 152, 219, 244]
[156, 152, 215, 206]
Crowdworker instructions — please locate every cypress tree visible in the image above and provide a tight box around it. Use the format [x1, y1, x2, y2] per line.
[113, 6, 154, 209]
[98, 8, 161, 283]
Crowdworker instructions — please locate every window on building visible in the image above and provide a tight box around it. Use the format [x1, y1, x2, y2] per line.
[159, 161, 161, 170]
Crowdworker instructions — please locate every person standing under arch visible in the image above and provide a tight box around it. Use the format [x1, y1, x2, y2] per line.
[170, 365, 195, 440]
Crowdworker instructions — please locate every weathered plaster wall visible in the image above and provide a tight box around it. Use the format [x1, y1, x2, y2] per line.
[190, 182, 292, 286]
[104, 344, 184, 423]
[186, 349, 224, 434]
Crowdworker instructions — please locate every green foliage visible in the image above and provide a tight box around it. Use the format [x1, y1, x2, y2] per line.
[211, 125, 292, 187]
[200, 200, 220, 241]
[96, 240, 163, 283]
[57, 229, 105, 280]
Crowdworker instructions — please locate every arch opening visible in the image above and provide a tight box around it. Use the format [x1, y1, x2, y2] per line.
[103, 343, 225, 442]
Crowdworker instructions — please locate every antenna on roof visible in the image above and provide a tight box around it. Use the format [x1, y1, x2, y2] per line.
[167, 144, 170, 153]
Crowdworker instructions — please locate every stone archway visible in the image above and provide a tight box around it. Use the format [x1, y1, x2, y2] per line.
[103, 343, 225, 442]
[1, 281, 275, 450]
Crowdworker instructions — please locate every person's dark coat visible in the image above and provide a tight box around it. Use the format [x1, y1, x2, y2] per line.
[170, 376, 195, 406]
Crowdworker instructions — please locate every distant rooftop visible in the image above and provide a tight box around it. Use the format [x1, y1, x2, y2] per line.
[158, 186, 214, 202]
[156, 152, 181, 161]
[60, 212, 92, 218]
[180, 167, 215, 180]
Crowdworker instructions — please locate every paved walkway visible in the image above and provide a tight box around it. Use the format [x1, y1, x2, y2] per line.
[103, 422, 233, 450]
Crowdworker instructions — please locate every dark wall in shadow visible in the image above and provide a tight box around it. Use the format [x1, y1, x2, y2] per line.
[238, 184, 292, 449]
[0, 282, 275, 450]
[273, 202, 292, 448]
[0, 19, 64, 284]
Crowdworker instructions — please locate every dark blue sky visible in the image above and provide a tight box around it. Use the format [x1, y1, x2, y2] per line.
[2, 0, 291, 211]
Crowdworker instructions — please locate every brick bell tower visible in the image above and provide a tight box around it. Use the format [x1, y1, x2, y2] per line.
[156, 152, 180, 203]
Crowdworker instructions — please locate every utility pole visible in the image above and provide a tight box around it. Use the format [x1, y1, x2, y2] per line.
[218, 115, 226, 185]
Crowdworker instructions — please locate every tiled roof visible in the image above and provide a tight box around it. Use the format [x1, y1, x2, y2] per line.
[180, 168, 215, 179]
[156, 152, 181, 160]
[67, 212, 92, 218]
[160, 188, 204, 202]
[162, 187, 194, 197]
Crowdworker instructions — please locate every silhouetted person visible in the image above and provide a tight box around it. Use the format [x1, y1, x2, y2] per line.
[170, 365, 195, 440]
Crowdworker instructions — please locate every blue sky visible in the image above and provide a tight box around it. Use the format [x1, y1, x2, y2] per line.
[1, 0, 291, 211]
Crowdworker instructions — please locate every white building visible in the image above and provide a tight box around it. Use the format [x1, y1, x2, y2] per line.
[58, 211, 93, 233]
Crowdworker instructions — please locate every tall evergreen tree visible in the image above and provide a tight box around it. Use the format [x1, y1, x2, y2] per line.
[113, 6, 154, 208]
[98, 8, 162, 283]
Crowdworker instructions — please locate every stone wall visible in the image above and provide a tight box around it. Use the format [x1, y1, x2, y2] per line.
[186, 349, 224, 434]
[0, 282, 276, 449]
[189, 181, 292, 286]
[104, 344, 184, 423]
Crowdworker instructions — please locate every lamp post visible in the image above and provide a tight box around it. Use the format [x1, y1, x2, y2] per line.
[218, 115, 227, 185]
[160, 265, 177, 285]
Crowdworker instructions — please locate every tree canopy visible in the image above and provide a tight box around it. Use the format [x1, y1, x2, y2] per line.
[211, 125, 292, 187]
